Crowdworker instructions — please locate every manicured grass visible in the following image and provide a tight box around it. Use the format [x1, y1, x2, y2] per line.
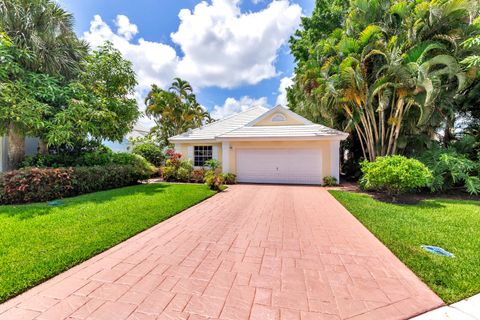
[0, 183, 216, 302]
[330, 190, 480, 303]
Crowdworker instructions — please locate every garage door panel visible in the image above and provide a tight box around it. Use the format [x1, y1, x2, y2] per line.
[236, 148, 322, 185]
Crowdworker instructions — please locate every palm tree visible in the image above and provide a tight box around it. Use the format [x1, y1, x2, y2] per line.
[145, 79, 212, 145]
[0, 0, 88, 168]
[290, 0, 474, 161]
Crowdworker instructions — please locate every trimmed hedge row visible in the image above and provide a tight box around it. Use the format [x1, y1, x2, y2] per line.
[0, 165, 149, 204]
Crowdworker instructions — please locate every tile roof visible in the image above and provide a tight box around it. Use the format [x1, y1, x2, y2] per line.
[217, 124, 346, 138]
[169, 106, 268, 141]
[169, 105, 348, 142]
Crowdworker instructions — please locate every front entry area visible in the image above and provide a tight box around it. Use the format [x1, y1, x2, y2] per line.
[236, 148, 323, 185]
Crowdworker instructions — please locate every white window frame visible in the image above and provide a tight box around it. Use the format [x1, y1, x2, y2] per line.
[193, 145, 213, 167]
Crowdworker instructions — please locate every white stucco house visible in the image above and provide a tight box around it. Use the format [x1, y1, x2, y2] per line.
[169, 105, 349, 185]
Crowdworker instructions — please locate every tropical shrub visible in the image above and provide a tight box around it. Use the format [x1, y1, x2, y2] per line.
[222, 173, 236, 185]
[132, 142, 164, 167]
[110, 153, 157, 178]
[0, 164, 148, 204]
[418, 147, 480, 195]
[204, 159, 221, 170]
[177, 160, 194, 182]
[323, 176, 338, 186]
[191, 169, 206, 183]
[360, 156, 433, 196]
[205, 169, 224, 191]
[161, 150, 193, 182]
[161, 166, 176, 182]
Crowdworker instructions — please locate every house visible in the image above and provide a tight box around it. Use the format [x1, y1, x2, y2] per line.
[169, 105, 349, 185]
[103, 124, 150, 152]
[0, 137, 39, 172]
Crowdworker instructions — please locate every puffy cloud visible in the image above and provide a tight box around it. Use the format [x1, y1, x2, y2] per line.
[83, 15, 179, 94]
[276, 76, 294, 106]
[115, 15, 138, 40]
[81, 1, 302, 127]
[171, 0, 302, 88]
[211, 96, 269, 119]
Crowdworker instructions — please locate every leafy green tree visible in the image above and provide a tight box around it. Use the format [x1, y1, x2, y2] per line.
[46, 42, 141, 147]
[145, 78, 212, 145]
[0, 0, 88, 166]
[0, 33, 56, 168]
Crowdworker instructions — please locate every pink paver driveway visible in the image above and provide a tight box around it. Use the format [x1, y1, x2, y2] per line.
[0, 185, 443, 320]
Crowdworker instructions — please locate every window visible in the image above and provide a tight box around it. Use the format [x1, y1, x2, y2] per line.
[194, 146, 213, 166]
[271, 113, 287, 122]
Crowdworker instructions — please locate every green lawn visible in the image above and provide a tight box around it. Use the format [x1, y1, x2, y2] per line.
[0, 183, 216, 302]
[330, 190, 480, 303]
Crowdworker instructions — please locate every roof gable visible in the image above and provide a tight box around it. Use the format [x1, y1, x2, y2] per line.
[246, 105, 313, 127]
[169, 106, 268, 142]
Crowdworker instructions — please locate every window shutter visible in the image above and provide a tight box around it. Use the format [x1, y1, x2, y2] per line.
[212, 145, 219, 160]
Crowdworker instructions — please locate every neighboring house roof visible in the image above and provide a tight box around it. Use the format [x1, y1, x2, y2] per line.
[169, 105, 348, 142]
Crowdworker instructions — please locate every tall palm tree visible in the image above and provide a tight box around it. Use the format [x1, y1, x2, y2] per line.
[145, 79, 212, 145]
[290, 0, 474, 161]
[0, 0, 88, 168]
[0, 0, 88, 78]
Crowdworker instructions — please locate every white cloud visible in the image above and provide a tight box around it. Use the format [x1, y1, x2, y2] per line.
[115, 15, 138, 40]
[276, 76, 293, 106]
[81, 1, 302, 128]
[83, 15, 178, 93]
[171, 0, 302, 88]
[211, 96, 269, 119]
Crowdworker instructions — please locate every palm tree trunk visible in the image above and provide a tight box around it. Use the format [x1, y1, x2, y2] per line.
[7, 123, 25, 170]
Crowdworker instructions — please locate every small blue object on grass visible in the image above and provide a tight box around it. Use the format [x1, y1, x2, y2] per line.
[421, 245, 455, 258]
[47, 201, 65, 206]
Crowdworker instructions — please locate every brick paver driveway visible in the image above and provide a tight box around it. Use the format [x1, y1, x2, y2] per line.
[0, 185, 443, 320]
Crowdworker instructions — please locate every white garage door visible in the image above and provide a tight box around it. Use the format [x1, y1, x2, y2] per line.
[236, 149, 322, 185]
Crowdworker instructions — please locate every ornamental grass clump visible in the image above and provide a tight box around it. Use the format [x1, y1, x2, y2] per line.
[360, 155, 433, 197]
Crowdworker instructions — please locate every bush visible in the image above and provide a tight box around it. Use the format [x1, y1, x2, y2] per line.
[417, 146, 480, 195]
[161, 150, 193, 182]
[161, 166, 176, 181]
[111, 153, 157, 179]
[191, 169, 205, 183]
[323, 176, 338, 186]
[360, 155, 433, 196]
[204, 159, 221, 170]
[0, 164, 149, 204]
[222, 173, 236, 185]
[205, 169, 224, 191]
[21, 146, 114, 168]
[132, 142, 164, 167]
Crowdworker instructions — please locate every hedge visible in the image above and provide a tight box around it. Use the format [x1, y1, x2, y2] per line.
[0, 165, 151, 204]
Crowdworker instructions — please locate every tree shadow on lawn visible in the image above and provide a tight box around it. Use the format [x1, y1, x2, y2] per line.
[0, 183, 172, 220]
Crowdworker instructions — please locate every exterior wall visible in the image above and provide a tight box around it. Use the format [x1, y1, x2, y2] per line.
[226, 140, 336, 180]
[174, 142, 223, 168]
[0, 136, 39, 172]
[253, 112, 304, 126]
[0, 136, 7, 172]
[173, 140, 341, 182]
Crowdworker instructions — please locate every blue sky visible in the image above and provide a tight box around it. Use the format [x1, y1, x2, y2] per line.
[59, 0, 314, 126]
